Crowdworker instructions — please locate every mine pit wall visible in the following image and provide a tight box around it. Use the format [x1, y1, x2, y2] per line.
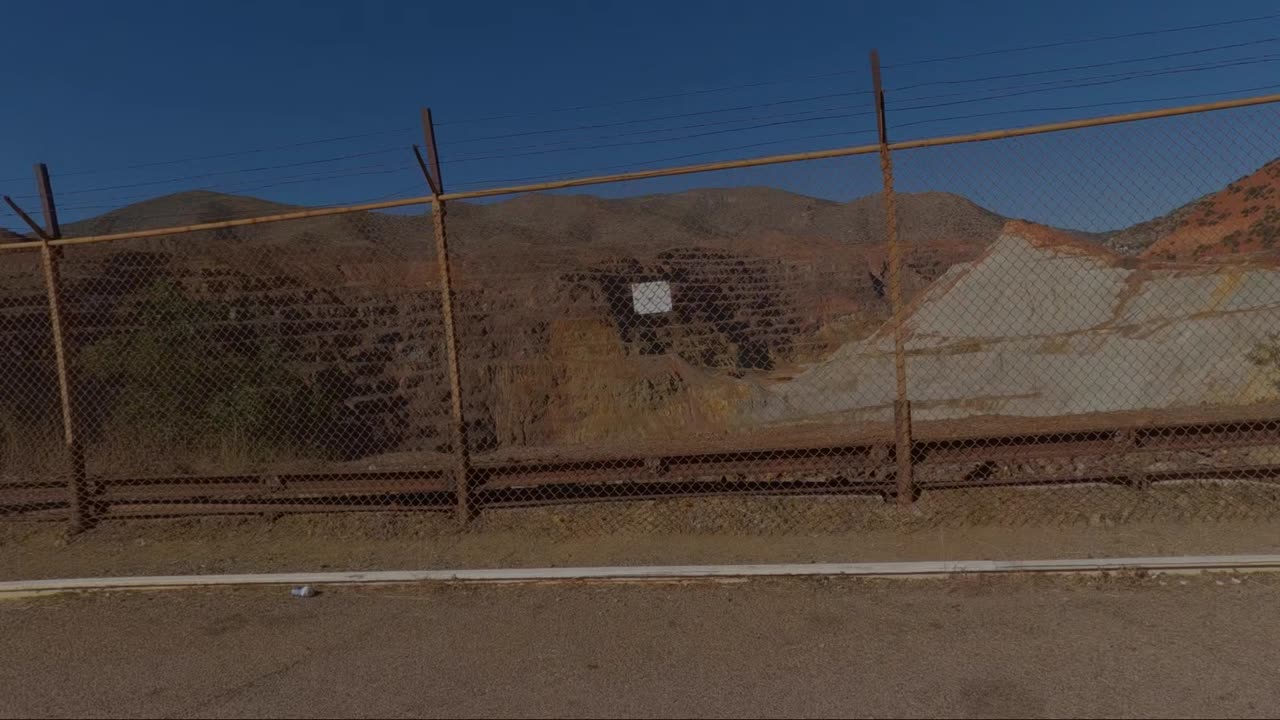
[0, 247, 455, 480]
[452, 241, 895, 454]
[81, 256, 450, 476]
[0, 227, 981, 484]
[0, 250, 65, 485]
[755, 227, 1280, 430]
[0, 243, 823, 477]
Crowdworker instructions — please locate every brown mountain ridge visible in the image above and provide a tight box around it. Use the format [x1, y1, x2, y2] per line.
[1140, 158, 1280, 261]
[1, 163, 1277, 470]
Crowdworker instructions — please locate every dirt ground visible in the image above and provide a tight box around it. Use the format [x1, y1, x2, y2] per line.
[3, 573, 1279, 718]
[3, 484, 1280, 581]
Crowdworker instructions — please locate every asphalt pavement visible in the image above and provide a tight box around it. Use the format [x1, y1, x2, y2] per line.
[2, 574, 1278, 718]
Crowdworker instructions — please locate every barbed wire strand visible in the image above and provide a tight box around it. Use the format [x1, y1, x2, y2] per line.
[883, 11, 1280, 68]
[888, 35, 1280, 93]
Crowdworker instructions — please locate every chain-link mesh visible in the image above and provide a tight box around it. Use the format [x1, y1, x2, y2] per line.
[0, 248, 67, 522]
[3, 98, 1280, 559]
[449, 162, 900, 530]
[887, 101, 1280, 526]
[42, 207, 457, 518]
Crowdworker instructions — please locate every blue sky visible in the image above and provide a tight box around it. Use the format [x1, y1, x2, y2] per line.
[2, 0, 1279, 232]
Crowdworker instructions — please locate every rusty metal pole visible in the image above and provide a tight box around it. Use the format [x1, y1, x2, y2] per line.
[32, 164, 91, 529]
[419, 108, 473, 523]
[870, 51, 915, 504]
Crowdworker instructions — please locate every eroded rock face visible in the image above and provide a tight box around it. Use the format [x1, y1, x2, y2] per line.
[4, 184, 1179, 469]
[451, 242, 870, 451]
[9, 172, 1280, 470]
[1138, 159, 1280, 261]
[59, 251, 451, 461]
[756, 221, 1280, 426]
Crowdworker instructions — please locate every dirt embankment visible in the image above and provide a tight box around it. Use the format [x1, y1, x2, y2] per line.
[1141, 159, 1280, 261]
[0, 187, 1007, 478]
[756, 220, 1280, 427]
[7, 166, 1280, 481]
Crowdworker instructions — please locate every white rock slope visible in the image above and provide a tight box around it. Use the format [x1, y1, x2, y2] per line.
[755, 221, 1280, 424]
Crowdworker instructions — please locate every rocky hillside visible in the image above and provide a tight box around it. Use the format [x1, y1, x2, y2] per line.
[0, 186, 1016, 473]
[1127, 158, 1280, 261]
[756, 220, 1280, 427]
[9, 162, 1280, 475]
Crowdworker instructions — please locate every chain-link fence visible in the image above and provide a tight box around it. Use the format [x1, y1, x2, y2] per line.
[453, 156, 906, 533]
[3, 93, 1280, 559]
[889, 100, 1280, 528]
[0, 209, 459, 525]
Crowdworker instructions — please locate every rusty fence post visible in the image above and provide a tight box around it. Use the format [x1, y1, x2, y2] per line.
[416, 108, 473, 523]
[870, 51, 915, 504]
[33, 164, 91, 529]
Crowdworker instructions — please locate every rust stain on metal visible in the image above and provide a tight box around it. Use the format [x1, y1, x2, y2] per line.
[871, 49, 915, 505]
[421, 107, 473, 523]
[31, 164, 90, 532]
[5, 411, 1273, 518]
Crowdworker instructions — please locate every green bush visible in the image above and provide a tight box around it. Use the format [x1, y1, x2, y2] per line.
[80, 279, 334, 456]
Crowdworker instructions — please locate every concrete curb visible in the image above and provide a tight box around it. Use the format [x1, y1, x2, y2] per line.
[3, 555, 1280, 595]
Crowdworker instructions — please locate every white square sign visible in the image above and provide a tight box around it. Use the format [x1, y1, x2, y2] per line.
[630, 281, 672, 315]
